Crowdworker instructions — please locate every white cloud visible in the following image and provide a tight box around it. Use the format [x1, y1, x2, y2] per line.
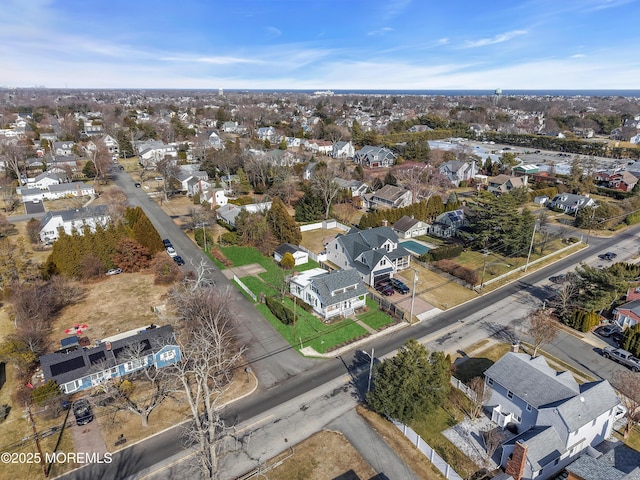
[368, 27, 394, 36]
[464, 30, 527, 48]
[383, 0, 412, 19]
[161, 55, 263, 65]
[571, 54, 586, 58]
[266, 26, 282, 38]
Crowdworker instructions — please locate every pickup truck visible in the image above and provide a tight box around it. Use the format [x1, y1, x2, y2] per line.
[602, 346, 640, 372]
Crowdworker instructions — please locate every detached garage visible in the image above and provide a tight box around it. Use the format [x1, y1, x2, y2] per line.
[274, 243, 309, 266]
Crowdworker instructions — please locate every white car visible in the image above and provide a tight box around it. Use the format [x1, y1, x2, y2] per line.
[166, 247, 177, 258]
[106, 268, 122, 276]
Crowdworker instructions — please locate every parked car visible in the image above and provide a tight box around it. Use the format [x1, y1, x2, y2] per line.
[549, 274, 566, 284]
[73, 399, 94, 426]
[598, 252, 617, 261]
[595, 324, 620, 337]
[173, 255, 185, 266]
[134, 182, 141, 188]
[612, 331, 625, 346]
[374, 280, 394, 296]
[166, 247, 177, 258]
[389, 278, 410, 294]
[162, 238, 173, 248]
[106, 268, 123, 276]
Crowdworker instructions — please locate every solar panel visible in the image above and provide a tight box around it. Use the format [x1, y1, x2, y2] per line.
[50, 356, 86, 376]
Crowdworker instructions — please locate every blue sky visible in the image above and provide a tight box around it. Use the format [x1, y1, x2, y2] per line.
[1, 0, 639, 89]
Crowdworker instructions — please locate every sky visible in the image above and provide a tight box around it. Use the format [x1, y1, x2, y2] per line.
[1, 0, 639, 90]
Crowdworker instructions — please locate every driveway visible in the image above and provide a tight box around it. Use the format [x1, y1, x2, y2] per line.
[70, 401, 107, 456]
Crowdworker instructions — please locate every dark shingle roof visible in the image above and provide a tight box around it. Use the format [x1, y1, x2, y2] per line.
[310, 269, 368, 306]
[503, 426, 567, 470]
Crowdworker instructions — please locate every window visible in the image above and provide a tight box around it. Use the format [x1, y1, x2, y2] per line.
[160, 350, 175, 362]
[513, 414, 521, 423]
[526, 404, 532, 412]
[507, 390, 514, 399]
[487, 378, 493, 386]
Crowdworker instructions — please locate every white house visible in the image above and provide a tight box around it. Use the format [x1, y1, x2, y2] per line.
[274, 243, 309, 266]
[289, 268, 368, 320]
[331, 141, 355, 159]
[392, 216, 430, 239]
[39, 204, 110, 243]
[326, 226, 411, 286]
[27, 171, 64, 190]
[216, 202, 272, 227]
[484, 352, 623, 480]
[548, 193, 596, 214]
[53, 141, 74, 157]
[439, 160, 478, 187]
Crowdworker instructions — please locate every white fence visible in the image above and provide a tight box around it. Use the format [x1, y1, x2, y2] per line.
[450, 376, 477, 402]
[299, 219, 350, 232]
[233, 275, 257, 302]
[391, 419, 464, 480]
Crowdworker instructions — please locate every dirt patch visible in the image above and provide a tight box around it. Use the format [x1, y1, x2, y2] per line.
[300, 227, 345, 253]
[356, 405, 446, 480]
[265, 430, 376, 480]
[48, 273, 170, 351]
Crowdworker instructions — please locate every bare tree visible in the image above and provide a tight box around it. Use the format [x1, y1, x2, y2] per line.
[468, 376, 491, 419]
[611, 370, 640, 439]
[166, 287, 246, 479]
[0, 175, 19, 212]
[482, 428, 505, 467]
[526, 308, 559, 357]
[311, 165, 342, 219]
[85, 141, 112, 184]
[548, 278, 579, 321]
[101, 187, 128, 225]
[155, 156, 181, 202]
[0, 141, 31, 182]
[99, 341, 177, 427]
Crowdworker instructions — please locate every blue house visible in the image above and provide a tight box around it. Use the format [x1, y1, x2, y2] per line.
[39, 325, 181, 394]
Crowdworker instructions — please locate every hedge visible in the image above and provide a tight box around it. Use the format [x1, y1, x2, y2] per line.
[565, 309, 599, 333]
[421, 244, 463, 262]
[433, 259, 479, 286]
[266, 296, 295, 325]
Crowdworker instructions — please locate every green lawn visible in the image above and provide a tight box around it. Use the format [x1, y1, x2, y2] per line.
[357, 298, 395, 330]
[257, 299, 368, 354]
[410, 390, 480, 478]
[238, 275, 278, 298]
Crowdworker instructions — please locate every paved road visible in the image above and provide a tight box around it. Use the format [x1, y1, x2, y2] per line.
[111, 169, 318, 390]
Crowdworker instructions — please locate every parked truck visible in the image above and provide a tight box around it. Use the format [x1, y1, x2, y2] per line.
[602, 346, 640, 372]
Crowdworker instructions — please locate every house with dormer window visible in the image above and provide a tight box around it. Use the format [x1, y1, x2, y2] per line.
[325, 226, 411, 286]
[548, 193, 596, 214]
[289, 268, 368, 320]
[353, 145, 396, 168]
[484, 352, 623, 480]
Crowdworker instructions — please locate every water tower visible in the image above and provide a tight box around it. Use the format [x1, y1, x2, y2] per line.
[492, 88, 502, 105]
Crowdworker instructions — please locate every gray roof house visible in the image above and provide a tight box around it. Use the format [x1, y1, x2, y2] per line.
[289, 268, 368, 320]
[439, 160, 478, 187]
[429, 209, 467, 238]
[215, 202, 272, 227]
[353, 146, 396, 168]
[39, 325, 180, 394]
[484, 352, 623, 480]
[564, 442, 640, 480]
[39, 204, 110, 243]
[548, 193, 596, 214]
[325, 226, 411, 285]
[274, 243, 309, 266]
[392, 215, 430, 239]
[362, 185, 413, 209]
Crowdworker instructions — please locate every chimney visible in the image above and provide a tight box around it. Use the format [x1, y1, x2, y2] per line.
[511, 342, 520, 353]
[382, 219, 388, 227]
[105, 341, 112, 351]
[505, 440, 528, 480]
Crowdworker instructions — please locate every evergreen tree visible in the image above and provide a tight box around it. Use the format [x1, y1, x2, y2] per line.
[366, 339, 450, 424]
[383, 171, 397, 186]
[445, 192, 460, 211]
[236, 168, 251, 195]
[266, 197, 301, 245]
[294, 188, 325, 222]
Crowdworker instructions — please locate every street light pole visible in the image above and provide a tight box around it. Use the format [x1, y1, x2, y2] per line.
[409, 269, 418, 324]
[367, 347, 374, 394]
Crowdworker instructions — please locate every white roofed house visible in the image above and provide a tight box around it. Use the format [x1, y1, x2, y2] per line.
[484, 352, 623, 480]
[289, 268, 368, 320]
[39, 204, 111, 243]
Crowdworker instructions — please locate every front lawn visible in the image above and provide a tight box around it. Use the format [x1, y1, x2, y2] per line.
[257, 300, 368, 354]
[357, 298, 395, 330]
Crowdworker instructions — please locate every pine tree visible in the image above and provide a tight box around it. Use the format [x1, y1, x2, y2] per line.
[236, 168, 251, 195]
[266, 197, 301, 246]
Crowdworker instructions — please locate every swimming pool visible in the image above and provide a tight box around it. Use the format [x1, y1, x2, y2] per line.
[401, 240, 431, 255]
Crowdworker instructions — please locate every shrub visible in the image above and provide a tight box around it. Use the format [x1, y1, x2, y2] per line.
[149, 255, 183, 285]
[625, 211, 640, 225]
[434, 259, 479, 286]
[219, 232, 238, 245]
[209, 248, 232, 267]
[566, 309, 599, 332]
[194, 228, 214, 249]
[0, 404, 10, 421]
[266, 296, 295, 325]
[423, 244, 463, 262]
[31, 380, 61, 406]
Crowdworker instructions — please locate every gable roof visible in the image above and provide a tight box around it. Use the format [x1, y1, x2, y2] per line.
[40, 204, 110, 230]
[504, 426, 567, 470]
[551, 381, 620, 432]
[485, 352, 580, 408]
[274, 243, 303, 256]
[392, 215, 422, 233]
[40, 325, 175, 386]
[309, 269, 368, 306]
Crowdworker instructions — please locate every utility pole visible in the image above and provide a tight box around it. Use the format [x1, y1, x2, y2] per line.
[408, 269, 418, 324]
[524, 222, 538, 272]
[26, 402, 48, 478]
[367, 347, 374, 394]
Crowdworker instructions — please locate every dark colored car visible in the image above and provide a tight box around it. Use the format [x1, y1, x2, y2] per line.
[594, 325, 620, 337]
[73, 399, 93, 426]
[173, 255, 185, 266]
[598, 252, 617, 261]
[134, 182, 141, 188]
[612, 331, 625, 346]
[389, 277, 410, 294]
[549, 274, 566, 284]
[162, 238, 173, 248]
[374, 280, 394, 296]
